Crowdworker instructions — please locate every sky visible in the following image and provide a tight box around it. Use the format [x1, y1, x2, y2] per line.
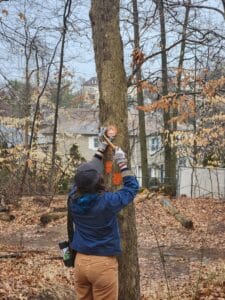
[0, 0, 96, 85]
[0, 0, 224, 88]
[67, 0, 224, 78]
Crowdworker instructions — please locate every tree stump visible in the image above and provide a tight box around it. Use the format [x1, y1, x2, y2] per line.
[40, 212, 66, 225]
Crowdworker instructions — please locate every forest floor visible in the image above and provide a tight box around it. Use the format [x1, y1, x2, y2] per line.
[0, 192, 225, 300]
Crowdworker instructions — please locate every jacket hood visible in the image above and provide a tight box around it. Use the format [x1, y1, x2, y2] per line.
[71, 193, 98, 215]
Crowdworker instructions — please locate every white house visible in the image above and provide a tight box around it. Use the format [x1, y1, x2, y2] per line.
[39, 106, 165, 187]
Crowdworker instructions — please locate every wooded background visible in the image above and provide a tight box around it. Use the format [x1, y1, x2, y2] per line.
[0, 1, 225, 299]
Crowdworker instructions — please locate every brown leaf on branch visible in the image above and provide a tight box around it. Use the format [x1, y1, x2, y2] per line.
[137, 93, 176, 112]
[2, 9, 8, 16]
[18, 12, 26, 21]
[140, 81, 158, 94]
[203, 77, 225, 97]
[131, 48, 145, 70]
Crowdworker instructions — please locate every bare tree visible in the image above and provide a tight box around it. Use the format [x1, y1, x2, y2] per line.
[19, 39, 61, 195]
[132, 0, 149, 188]
[51, 0, 72, 169]
[156, 0, 177, 195]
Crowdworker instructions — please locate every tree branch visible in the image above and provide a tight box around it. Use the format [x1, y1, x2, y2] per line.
[166, 1, 225, 20]
[128, 38, 186, 86]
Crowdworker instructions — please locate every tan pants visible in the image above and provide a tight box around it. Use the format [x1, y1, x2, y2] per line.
[74, 252, 118, 300]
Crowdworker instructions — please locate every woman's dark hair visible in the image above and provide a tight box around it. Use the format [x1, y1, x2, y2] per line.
[75, 172, 106, 194]
[94, 175, 106, 194]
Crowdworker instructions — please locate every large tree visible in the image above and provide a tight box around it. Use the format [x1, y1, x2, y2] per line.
[90, 1, 140, 299]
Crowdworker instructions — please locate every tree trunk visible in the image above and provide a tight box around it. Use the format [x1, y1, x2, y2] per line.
[221, 0, 225, 14]
[90, 1, 140, 299]
[159, 198, 193, 229]
[176, 2, 190, 91]
[19, 23, 33, 195]
[50, 0, 72, 194]
[132, 0, 149, 188]
[52, 0, 72, 169]
[158, 0, 177, 196]
[24, 32, 32, 149]
[175, 2, 191, 181]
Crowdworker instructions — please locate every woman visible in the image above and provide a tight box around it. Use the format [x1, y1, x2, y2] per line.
[67, 136, 139, 300]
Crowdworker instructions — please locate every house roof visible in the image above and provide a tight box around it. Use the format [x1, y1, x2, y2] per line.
[128, 107, 163, 136]
[51, 107, 163, 136]
[0, 125, 23, 146]
[83, 77, 98, 86]
[0, 124, 46, 146]
[57, 108, 99, 135]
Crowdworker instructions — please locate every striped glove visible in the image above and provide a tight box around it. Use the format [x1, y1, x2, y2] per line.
[113, 147, 128, 172]
[95, 128, 109, 158]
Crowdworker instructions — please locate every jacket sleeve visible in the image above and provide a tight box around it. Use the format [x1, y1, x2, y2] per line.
[105, 175, 139, 214]
[67, 196, 74, 243]
[67, 183, 78, 243]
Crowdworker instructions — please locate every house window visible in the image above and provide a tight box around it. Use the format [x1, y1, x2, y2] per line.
[127, 94, 132, 101]
[151, 168, 157, 177]
[93, 137, 99, 148]
[160, 164, 164, 183]
[88, 87, 96, 94]
[178, 157, 187, 167]
[151, 137, 159, 152]
[88, 137, 99, 150]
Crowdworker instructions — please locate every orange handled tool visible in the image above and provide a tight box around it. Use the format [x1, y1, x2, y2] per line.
[102, 125, 117, 150]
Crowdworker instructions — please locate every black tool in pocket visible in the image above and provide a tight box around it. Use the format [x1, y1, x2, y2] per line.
[58, 241, 76, 268]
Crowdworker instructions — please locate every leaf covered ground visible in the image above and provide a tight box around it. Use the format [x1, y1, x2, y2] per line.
[0, 193, 225, 299]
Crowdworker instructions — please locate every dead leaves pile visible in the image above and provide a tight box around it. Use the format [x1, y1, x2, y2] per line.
[136, 190, 225, 299]
[0, 193, 225, 299]
[0, 250, 75, 299]
[0, 195, 70, 299]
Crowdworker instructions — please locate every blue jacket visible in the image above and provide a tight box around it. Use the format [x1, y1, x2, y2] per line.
[68, 175, 139, 256]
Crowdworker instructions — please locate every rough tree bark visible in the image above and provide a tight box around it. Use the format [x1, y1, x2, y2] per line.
[90, 1, 140, 299]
